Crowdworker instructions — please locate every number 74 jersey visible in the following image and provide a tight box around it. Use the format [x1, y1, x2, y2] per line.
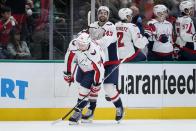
[115, 21, 148, 59]
[90, 21, 119, 64]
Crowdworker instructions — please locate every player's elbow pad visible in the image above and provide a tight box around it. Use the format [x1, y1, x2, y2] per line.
[134, 37, 149, 49]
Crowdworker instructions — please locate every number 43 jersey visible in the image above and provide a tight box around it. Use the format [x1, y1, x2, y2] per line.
[90, 21, 119, 65]
[115, 21, 148, 60]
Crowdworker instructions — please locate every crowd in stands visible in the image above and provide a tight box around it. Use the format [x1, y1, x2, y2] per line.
[0, 0, 69, 60]
[0, 0, 196, 61]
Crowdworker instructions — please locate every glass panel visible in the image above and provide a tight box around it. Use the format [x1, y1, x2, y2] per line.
[29, 0, 50, 59]
[72, 0, 91, 36]
[53, 0, 70, 59]
[0, 0, 195, 60]
[28, 0, 71, 60]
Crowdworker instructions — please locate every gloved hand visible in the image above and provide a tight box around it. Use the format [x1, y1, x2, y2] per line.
[144, 32, 150, 39]
[91, 83, 101, 93]
[144, 24, 156, 35]
[173, 47, 180, 60]
[159, 34, 168, 43]
[63, 72, 74, 84]
[89, 27, 105, 40]
[105, 94, 111, 101]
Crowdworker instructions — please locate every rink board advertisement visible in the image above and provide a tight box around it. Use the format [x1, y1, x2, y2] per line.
[0, 61, 196, 120]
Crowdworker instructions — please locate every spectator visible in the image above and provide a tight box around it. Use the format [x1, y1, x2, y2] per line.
[7, 29, 31, 59]
[5, 0, 34, 41]
[132, 0, 154, 24]
[107, 0, 131, 24]
[31, 0, 70, 59]
[31, 0, 49, 59]
[108, 0, 120, 24]
[130, 5, 144, 34]
[0, 0, 6, 14]
[0, 6, 16, 59]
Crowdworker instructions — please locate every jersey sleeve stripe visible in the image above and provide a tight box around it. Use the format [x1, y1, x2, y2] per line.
[92, 62, 100, 84]
[67, 51, 75, 73]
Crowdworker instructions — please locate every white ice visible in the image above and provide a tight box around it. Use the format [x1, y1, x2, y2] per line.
[0, 120, 196, 131]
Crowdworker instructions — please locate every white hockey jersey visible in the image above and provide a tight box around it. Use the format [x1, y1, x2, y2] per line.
[89, 21, 119, 64]
[64, 39, 105, 84]
[145, 19, 174, 53]
[175, 16, 196, 50]
[115, 21, 148, 59]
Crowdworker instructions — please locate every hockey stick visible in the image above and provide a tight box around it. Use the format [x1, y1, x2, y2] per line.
[87, 11, 91, 26]
[103, 56, 129, 82]
[68, 63, 78, 86]
[52, 63, 78, 124]
[52, 56, 129, 125]
[52, 91, 91, 125]
[63, 63, 78, 97]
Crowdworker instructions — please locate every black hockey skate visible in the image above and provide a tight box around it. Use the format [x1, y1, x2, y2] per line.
[69, 108, 82, 125]
[81, 109, 94, 123]
[115, 106, 124, 123]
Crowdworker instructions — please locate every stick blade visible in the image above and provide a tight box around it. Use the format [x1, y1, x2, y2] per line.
[51, 118, 63, 125]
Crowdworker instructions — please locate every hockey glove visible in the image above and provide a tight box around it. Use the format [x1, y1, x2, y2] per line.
[173, 46, 180, 60]
[105, 94, 111, 101]
[159, 34, 168, 43]
[63, 72, 74, 84]
[144, 24, 156, 34]
[89, 27, 105, 40]
[144, 32, 150, 39]
[91, 83, 101, 93]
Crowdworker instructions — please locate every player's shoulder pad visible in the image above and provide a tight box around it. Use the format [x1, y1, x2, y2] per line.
[105, 21, 115, 26]
[87, 44, 100, 60]
[164, 20, 172, 24]
[90, 21, 99, 27]
[68, 39, 78, 50]
[181, 16, 192, 24]
[131, 23, 140, 32]
[130, 23, 138, 27]
[92, 42, 101, 53]
[103, 22, 116, 30]
[69, 39, 77, 46]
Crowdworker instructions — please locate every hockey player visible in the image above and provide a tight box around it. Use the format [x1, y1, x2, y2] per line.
[175, 0, 196, 61]
[144, 4, 174, 61]
[63, 32, 105, 125]
[115, 8, 148, 62]
[82, 6, 124, 123]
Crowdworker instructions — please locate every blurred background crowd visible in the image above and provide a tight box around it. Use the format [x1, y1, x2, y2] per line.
[0, 0, 195, 60]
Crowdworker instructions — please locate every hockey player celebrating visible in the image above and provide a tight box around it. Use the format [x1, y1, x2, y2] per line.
[144, 4, 174, 61]
[115, 8, 148, 62]
[175, 0, 196, 61]
[83, 6, 124, 123]
[63, 32, 105, 125]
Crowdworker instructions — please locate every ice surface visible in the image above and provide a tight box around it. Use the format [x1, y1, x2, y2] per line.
[0, 120, 196, 131]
